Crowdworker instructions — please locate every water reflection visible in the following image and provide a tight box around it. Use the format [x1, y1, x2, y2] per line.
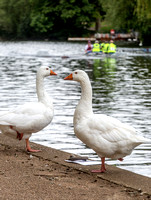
[92, 57, 116, 81]
[0, 41, 151, 178]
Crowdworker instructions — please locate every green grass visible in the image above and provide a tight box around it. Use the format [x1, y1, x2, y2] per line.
[100, 21, 114, 33]
[89, 21, 115, 33]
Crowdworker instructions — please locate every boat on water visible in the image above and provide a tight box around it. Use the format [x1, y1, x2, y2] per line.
[85, 51, 117, 57]
[86, 51, 102, 55]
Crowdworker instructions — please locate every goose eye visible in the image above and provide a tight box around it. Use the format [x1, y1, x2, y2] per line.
[46, 68, 49, 70]
[75, 72, 78, 74]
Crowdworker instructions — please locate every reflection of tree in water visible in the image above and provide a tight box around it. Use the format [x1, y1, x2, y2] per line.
[93, 57, 116, 79]
[92, 57, 116, 82]
[103, 57, 116, 72]
[125, 56, 151, 108]
[92, 57, 117, 111]
[130, 56, 151, 79]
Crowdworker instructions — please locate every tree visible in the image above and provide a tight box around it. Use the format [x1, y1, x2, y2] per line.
[89, 0, 105, 32]
[101, 0, 137, 32]
[101, 0, 151, 44]
[30, 0, 101, 39]
[0, 0, 104, 40]
[0, 0, 33, 38]
[135, 0, 151, 43]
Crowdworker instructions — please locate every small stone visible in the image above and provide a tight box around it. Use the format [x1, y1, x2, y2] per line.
[54, 155, 58, 158]
[30, 155, 33, 159]
[0, 171, 4, 175]
[138, 188, 142, 192]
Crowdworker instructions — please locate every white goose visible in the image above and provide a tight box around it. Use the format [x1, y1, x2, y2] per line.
[64, 70, 150, 173]
[0, 66, 57, 152]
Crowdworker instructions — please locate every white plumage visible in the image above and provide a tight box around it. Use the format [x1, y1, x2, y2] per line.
[0, 66, 57, 152]
[64, 69, 150, 173]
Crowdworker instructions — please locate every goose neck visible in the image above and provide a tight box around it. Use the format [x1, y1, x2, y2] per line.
[81, 79, 92, 100]
[78, 79, 93, 112]
[36, 75, 45, 102]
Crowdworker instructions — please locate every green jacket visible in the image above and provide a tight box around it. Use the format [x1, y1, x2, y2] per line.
[92, 43, 100, 52]
[103, 43, 109, 53]
[108, 43, 116, 53]
[100, 43, 105, 52]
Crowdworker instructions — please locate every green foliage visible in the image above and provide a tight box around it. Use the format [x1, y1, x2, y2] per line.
[0, 0, 33, 38]
[136, 0, 151, 21]
[29, 0, 96, 38]
[135, 0, 151, 35]
[100, 21, 113, 33]
[101, 0, 137, 31]
[101, 0, 151, 43]
[0, 0, 105, 39]
[0, 0, 150, 42]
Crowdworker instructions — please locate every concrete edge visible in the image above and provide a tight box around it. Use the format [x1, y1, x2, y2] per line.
[0, 135, 151, 195]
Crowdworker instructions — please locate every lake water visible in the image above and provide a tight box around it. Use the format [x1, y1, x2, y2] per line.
[0, 41, 151, 178]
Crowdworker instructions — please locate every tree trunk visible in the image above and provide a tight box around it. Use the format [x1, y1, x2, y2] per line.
[95, 17, 101, 32]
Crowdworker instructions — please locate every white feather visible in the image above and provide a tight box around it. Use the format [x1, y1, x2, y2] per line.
[0, 66, 56, 143]
[66, 70, 150, 162]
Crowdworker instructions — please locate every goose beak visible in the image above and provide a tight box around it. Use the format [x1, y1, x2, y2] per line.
[64, 73, 73, 80]
[50, 70, 57, 75]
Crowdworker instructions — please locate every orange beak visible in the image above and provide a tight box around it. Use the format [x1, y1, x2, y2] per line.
[64, 73, 73, 80]
[50, 70, 57, 75]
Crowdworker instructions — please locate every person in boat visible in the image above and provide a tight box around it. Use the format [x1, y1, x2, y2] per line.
[100, 41, 105, 52]
[108, 40, 116, 54]
[85, 40, 93, 53]
[102, 41, 109, 54]
[92, 40, 101, 53]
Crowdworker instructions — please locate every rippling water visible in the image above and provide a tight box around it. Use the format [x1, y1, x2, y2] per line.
[0, 41, 151, 178]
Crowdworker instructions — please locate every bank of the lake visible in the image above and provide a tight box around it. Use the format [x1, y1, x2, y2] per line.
[0, 135, 150, 200]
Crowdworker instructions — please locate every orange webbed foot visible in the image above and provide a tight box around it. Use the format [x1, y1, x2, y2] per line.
[91, 168, 106, 173]
[26, 139, 41, 153]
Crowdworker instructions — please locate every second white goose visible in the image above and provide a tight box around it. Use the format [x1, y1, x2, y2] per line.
[64, 69, 150, 173]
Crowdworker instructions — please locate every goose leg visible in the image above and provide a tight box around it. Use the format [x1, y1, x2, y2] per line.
[10, 125, 23, 140]
[25, 139, 41, 152]
[16, 131, 24, 140]
[91, 157, 106, 173]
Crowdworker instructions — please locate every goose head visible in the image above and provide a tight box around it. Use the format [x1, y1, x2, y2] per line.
[64, 70, 89, 83]
[37, 66, 57, 78]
